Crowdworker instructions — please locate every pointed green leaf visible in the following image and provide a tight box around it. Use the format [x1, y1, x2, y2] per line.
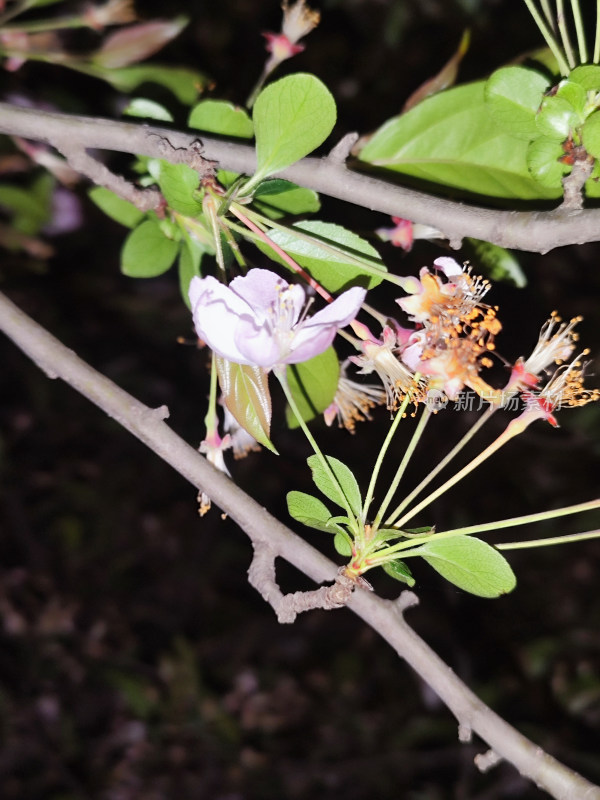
[359, 81, 560, 200]
[285, 347, 340, 428]
[260, 220, 386, 291]
[307, 454, 362, 516]
[215, 357, 277, 454]
[188, 99, 254, 138]
[417, 536, 516, 598]
[253, 73, 337, 180]
[465, 238, 526, 288]
[121, 219, 180, 277]
[252, 180, 320, 219]
[88, 186, 145, 229]
[287, 490, 344, 534]
[485, 66, 549, 140]
[382, 559, 415, 586]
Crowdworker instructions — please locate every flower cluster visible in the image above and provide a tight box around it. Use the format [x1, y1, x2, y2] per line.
[344, 257, 598, 429]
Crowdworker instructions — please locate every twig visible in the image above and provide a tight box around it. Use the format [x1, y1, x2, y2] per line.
[247, 542, 355, 623]
[1, 288, 599, 799]
[53, 142, 162, 211]
[3, 102, 600, 253]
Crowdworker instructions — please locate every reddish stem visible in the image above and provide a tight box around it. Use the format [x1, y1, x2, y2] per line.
[229, 204, 333, 303]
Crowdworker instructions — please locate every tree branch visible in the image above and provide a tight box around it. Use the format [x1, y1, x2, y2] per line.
[2, 101, 600, 253]
[1, 288, 599, 799]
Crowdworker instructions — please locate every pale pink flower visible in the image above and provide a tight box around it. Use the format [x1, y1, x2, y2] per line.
[189, 269, 365, 371]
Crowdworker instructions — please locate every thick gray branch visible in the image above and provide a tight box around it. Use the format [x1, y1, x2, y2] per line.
[1, 289, 599, 799]
[1, 101, 600, 253]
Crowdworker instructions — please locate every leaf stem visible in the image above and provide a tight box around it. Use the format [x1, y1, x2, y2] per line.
[390, 418, 523, 530]
[229, 203, 333, 302]
[239, 205, 406, 289]
[570, 0, 588, 64]
[594, 0, 600, 62]
[362, 392, 414, 522]
[384, 404, 496, 526]
[497, 528, 600, 549]
[540, 0, 557, 32]
[372, 405, 431, 530]
[275, 367, 356, 523]
[557, 0, 577, 69]
[523, 0, 571, 74]
[436, 498, 600, 538]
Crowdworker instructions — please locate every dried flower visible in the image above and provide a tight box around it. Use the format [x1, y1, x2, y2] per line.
[349, 323, 425, 411]
[262, 0, 320, 72]
[84, 0, 137, 30]
[198, 430, 232, 516]
[376, 216, 444, 252]
[505, 312, 581, 393]
[323, 361, 386, 432]
[509, 353, 600, 431]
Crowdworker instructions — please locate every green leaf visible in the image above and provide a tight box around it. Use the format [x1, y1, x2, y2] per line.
[259, 221, 386, 291]
[382, 559, 415, 586]
[251, 179, 320, 219]
[526, 136, 570, 187]
[582, 110, 600, 159]
[121, 219, 180, 277]
[359, 81, 561, 200]
[287, 491, 344, 534]
[285, 347, 340, 428]
[416, 536, 516, 598]
[485, 66, 549, 140]
[188, 99, 253, 138]
[307, 454, 362, 516]
[103, 64, 207, 104]
[123, 98, 174, 122]
[88, 186, 145, 229]
[0, 175, 53, 235]
[252, 73, 337, 181]
[569, 64, 600, 90]
[555, 79, 587, 114]
[154, 162, 202, 217]
[178, 237, 204, 308]
[334, 531, 353, 556]
[465, 238, 526, 288]
[536, 95, 579, 140]
[215, 358, 277, 454]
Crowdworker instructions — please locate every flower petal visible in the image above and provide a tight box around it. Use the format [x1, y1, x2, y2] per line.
[189, 275, 256, 363]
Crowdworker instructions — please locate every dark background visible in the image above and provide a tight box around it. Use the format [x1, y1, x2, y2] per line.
[1, 1, 600, 798]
